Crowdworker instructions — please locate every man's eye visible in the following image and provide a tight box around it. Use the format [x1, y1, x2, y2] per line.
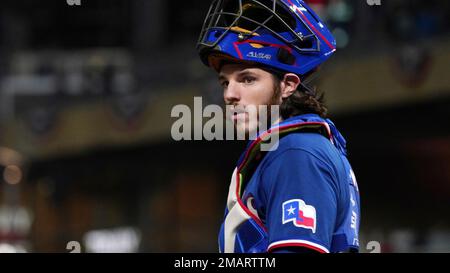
[243, 77, 255, 84]
[220, 81, 229, 88]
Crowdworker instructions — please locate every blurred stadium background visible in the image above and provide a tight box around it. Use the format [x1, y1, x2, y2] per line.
[0, 0, 449, 253]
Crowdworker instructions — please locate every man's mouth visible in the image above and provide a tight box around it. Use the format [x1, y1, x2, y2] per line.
[231, 112, 247, 122]
[228, 105, 248, 122]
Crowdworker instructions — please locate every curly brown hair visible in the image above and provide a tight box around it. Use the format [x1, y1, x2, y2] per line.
[270, 70, 328, 119]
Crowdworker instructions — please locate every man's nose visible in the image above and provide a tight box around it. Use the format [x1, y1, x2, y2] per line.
[223, 81, 241, 104]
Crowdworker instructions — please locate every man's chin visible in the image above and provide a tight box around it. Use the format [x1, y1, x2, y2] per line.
[235, 122, 259, 140]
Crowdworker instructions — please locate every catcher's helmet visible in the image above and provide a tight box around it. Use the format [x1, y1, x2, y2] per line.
[197, 0, 336, 75]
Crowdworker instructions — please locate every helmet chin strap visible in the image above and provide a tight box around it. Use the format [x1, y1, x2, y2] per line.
[300, 81, 316, 96]
[300, 71, 319, 96]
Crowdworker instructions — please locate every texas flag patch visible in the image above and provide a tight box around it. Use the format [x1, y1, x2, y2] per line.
[282, 199, 317, 233]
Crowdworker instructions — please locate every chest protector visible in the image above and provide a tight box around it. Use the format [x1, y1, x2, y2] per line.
[218, 115, 360, 253]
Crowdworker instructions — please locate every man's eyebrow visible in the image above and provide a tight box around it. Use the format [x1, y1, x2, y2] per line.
[237, 70, 256, 77]
[218, 69, 257, 81]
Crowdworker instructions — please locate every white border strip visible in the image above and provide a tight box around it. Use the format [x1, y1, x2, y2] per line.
[268, 239, 330, 253]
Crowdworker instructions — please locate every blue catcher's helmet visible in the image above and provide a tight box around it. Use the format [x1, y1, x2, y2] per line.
[197, 0, 336, 76]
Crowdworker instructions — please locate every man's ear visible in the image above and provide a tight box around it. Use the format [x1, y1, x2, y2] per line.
[280, 73, 301, 98]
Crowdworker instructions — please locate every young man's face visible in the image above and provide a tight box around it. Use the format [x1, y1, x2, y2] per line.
[218, 63, 282, 137]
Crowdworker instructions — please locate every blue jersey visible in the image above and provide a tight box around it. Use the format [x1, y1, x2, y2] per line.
[219, 114, 360, 253]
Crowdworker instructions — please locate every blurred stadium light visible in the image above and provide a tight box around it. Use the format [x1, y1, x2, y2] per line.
[83, 226, 141, 253]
